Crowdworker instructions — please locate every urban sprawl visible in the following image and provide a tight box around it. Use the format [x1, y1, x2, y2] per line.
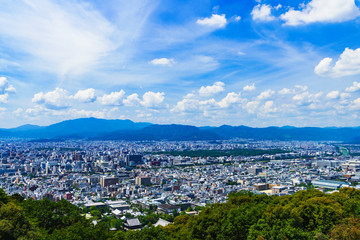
[1, 139, 360, 230]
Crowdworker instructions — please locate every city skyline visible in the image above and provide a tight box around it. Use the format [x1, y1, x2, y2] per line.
[1, 0, 360, 128]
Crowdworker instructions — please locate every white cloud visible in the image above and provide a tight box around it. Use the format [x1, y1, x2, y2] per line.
[278, 88, 292, 95]
[279, 85, 308, 95]
[171, 93, 216, 113]
[243, 84, 256, 92]
[262, 100, 278, 113]
[217, 92, 243, 108]
[315, 48, 360, 77]
[32, 88, 70, 109]
[171, 97, 199, 113]
[73, 88, 96, 103]
[0, 77, 16, 94]
[140, 91, 165, 108]
[257, 89, 275, 100]
[0, 93, 9, 103]
[292, 91, 323, 105]
[340, 92, 351, 99]
[281, 0, 360, 26]
[65, 109, 106, 119]
[275, 4, 282, 10]
[123, 93, 141, 107]
[0, 0, 118, 76]
[199, 81, 225, 96]
[244, 101, 260, 114]
[350, 98, 360, 110]
[196, 14, 227, 28]
[98, 90, 126, 105]
[251, 4, 275, 22]
[326, 91, 340, 99]
[345, 81, 360, 92]
[314, 58, 332, 75]
[233, 16, 241, 22]
[150, 58, 175, 66]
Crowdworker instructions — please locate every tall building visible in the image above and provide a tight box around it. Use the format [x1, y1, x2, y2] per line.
[126, 155, 143, 166]
[100, 176, 119, 187]
[249, 167, 263, 175]
[135, 176, 151, 186]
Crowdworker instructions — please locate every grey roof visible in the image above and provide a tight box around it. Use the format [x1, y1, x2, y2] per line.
[154, 218, 171, 227]
[126, 218, 141, 227]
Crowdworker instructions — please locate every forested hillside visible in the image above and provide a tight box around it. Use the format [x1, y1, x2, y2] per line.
[1, 188, 360, 239]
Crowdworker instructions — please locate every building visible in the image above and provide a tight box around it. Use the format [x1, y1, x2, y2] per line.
[64, 192, 72, 200]
[126, 155, 143, 166]
[157, 204, 181, 214]
[254, 183, 269, 191]
[311, 180, 343, 190]
[135, 176, 151, 186]
[124, 218, 142, 231]
[249, 167, 263, 175]
[154, 218, 171, 227]
[100, 176, 119, 187]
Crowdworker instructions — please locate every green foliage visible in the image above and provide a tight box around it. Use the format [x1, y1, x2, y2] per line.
[3, 188, 360, 239]
[0, 202, 39, 240]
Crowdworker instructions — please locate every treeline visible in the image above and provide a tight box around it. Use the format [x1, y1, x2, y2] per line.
[152, 148, 288, 158]
[2, 188, 360, 239]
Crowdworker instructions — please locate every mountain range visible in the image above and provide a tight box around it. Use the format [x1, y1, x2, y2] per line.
[0, 117, 360, 142]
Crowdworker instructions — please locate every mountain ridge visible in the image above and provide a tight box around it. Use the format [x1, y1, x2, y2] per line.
[0, 117, 360, 141]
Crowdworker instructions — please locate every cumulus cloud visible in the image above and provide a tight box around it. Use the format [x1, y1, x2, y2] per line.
[217, 92, 243, 108]
[123, 93, 141, 107]
[171, 93, 217, 113]
[233, 15, 241, 22]
[196, 14, 227, 28]
[199, 81, 225, 96]
[32, 88, 70, 109]
[73, 88, 96, 103]
[171, 97, 198, 113]
[257, 89, 275, 100]
[251, 4, 275, 22]
[350, 98, 360, 110]
[150, 58, 174, 66]
[281, 0, 360, 26]
[140, 91, 165, 108]
[0, 77, 16, 94]
[98, 90, 126, 105]
[279, 85, 308, 95]
[340, 92, 351, 99]
[278, 88, 292, 95]
[345, 81, 360, 92]
[0, 77, 16, 103]
[292, 91, 323, 105]
[244, 101, 260, 114]
[315, 48, 360, 77]
[0, 93, 9, 104]
[262, 100, 278, 113]
[243, 84, 256, 92]
[326, 91, 340, 99]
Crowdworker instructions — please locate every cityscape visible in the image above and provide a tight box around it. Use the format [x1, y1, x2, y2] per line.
[1, 0, 360, 239]
[2, 136, 360, 231]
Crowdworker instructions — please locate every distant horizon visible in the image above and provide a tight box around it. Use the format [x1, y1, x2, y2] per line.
[1, 117, 360, 130]
[1, 1, 360, 128]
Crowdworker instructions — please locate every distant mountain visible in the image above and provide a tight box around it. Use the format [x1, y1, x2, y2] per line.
[0, 118, 152, 139]
[0, 118, 360, 142]
[98, 124, 222, 141]
[8, 124, 45, 132]
[204, 125, 360, 141]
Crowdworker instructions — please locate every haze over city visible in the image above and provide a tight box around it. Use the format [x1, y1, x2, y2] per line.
[1, 0, 360, 128]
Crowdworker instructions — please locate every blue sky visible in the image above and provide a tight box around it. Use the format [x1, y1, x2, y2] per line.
[1, 0, 360, 128]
